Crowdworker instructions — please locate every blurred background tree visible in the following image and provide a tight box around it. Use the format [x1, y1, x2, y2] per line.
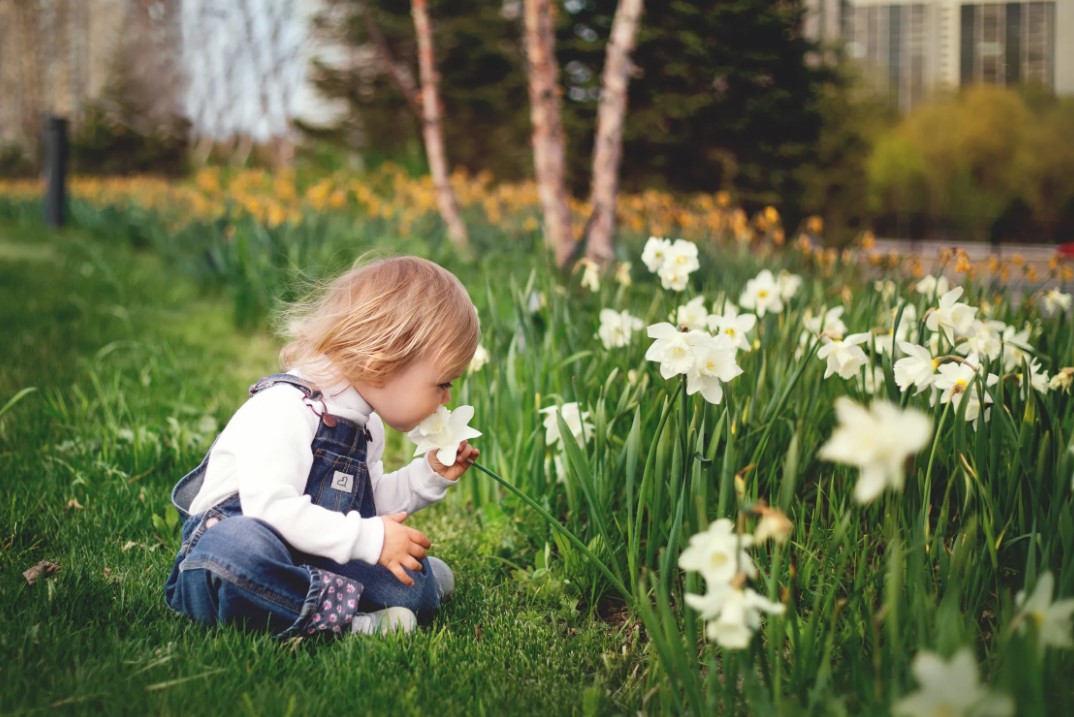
[3, 0, 1074, 245]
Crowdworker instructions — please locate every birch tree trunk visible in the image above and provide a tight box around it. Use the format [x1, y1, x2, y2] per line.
[524, 0, 574, 268]
[411, 0, 469, 252]
[585, 0, 643, 266]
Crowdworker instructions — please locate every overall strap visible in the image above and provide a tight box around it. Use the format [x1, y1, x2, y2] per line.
[249, 373, 321, 400]
[249, 373, 342, 427]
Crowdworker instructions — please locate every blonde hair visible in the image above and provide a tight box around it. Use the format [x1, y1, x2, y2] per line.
[279, 256, 480, 388]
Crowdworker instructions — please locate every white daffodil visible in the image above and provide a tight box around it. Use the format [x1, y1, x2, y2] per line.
[527, 291, 546, 315]
[1000, 324, 1034, 372]
[1015, 571, 1074, 656]
[892, 649, 1013, 717]
[753, 508, 793, 544]
[739, 270, 784, 317]
[777, 270, 802, 301]
[641, 236, 672, 273]
[803, 306, 848, 340]
[686, 333, 743, 405]
[894, 341, 939, 394]
[818, 397, 932, 504]
[873, 303, 919, 357]
[643, 237, 700, 291]
[957, 319, 1006, 361]
[667, 239, 700, 274]
[1018, 359, 1050, 395]
[645, 323, 700, 378]
[926, 287, 978, 338]
[658, 265, 690, 291]
[678, 518, 756, 585]
[708, 310, 757, 353]
[874, 279, 898, 301]
[539, 402, 594, 448]
[408, 405, 482, 466]
[1040, 288, 1073, 316]
[614, 261, 632, 287]
[674, 296, 710, 331]
[1049, 367, 1073, 392]
[576, 258, 601, 292]
[816, 332, 871, 380]
[597, 308, 645, 350]
[933, 358, 998, 426]
[933, 356, 988, 405]
[915, 274, 951, 299]
[710, 587, 786, 650]
[468, 344, 490, 373]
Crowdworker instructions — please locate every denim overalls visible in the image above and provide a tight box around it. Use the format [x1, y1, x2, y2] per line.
[164, 374, 441, 637]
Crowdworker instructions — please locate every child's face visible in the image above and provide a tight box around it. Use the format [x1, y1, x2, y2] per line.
[356, 356, 458, 433]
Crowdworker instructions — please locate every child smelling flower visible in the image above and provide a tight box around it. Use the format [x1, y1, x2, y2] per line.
[165, 256, 481, 638]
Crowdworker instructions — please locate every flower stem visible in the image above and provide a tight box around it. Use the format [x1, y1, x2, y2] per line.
[470, 461, 632, 604]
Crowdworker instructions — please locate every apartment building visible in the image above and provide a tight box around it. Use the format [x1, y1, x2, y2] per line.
[804, 0, 1074, 111]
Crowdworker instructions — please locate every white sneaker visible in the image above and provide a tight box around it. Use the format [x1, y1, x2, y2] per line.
[428, 557, 455, 600]
[350, 606, 418, 635]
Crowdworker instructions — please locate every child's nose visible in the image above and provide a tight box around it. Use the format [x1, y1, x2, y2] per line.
[441, 388, 451, 405]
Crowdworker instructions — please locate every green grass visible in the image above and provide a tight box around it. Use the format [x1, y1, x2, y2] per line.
[0, 221, 642, 716]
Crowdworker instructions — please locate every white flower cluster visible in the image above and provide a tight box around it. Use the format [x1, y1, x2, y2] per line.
[596, 309, 645, 350]
[641, 236, 700, 291]
[645, 321, 744, 405]
[679, 518, 786, 650]
[892, 286, 1051, 428]
[739, 269, 801, 317]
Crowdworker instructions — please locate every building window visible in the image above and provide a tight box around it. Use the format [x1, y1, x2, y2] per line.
[845, 3, 930, 112]
[961, 2, 1055, 89]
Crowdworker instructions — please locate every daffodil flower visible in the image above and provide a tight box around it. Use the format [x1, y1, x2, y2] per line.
[674, 296, 710, 331]
[915, 274, 951, 299]
[539, 402, 593, 448]
[407, 405, 482, 466]
[818, 397, 932, 504]
[597, 309, 645, 350]
[468, 344, 490, 373]
[645, 323, 702, 378]
[685, 333, 742, 405]
[926, 286, 978, 338]
[678, 518, 755, 585]
[1040, 288, 1072, 316]
[739, 269, 784, 317]
[894, 341, 939, 394]
[708, 310, 757, 353]
[816, 332, 871, 379]
[892, 649, 1013, 717]
[1015, 571, 1074, 656]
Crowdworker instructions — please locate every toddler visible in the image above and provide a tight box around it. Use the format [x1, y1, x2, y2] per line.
[165, 256, 480, 638]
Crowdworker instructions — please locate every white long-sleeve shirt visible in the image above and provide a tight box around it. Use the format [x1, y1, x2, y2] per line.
[186, 369, 457, 565]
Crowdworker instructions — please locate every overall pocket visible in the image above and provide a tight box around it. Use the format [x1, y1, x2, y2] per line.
[307, 450, 368, 513]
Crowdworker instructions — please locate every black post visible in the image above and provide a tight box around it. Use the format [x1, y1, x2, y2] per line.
[44, 115, 69, 228]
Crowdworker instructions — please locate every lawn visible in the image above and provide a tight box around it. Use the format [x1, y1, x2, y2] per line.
[0, 220, 641, 716]
[2, 177, 1073, 716]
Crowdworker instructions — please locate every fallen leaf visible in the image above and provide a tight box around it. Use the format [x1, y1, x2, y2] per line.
[23, 560, 61, 585]
[103, 567, 112, 578]
[66, 498, 84, 510]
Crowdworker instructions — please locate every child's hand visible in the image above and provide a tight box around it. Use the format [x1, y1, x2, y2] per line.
[378, 512, 432, 586]
[428, 440, 480, 481]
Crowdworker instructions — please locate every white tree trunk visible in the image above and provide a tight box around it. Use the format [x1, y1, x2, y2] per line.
[586, 0, 644, 267]
[524, 0, 574, 268]
[412, 0, 469, 251]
